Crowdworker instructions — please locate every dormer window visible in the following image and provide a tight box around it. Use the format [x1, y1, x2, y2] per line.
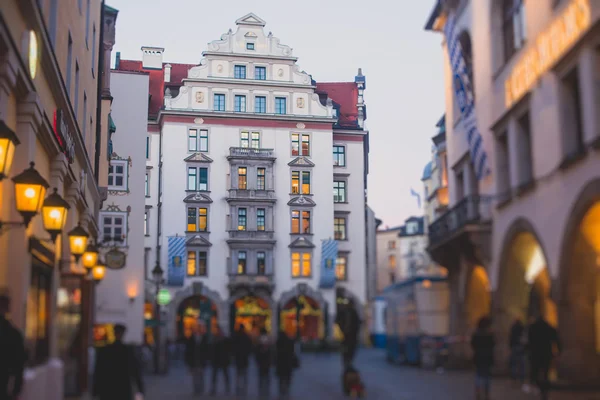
[234, 65, 247, 79]
[246, 42, 255, 50]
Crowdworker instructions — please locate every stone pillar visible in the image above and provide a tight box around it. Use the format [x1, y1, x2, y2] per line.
[577, 46, 599, 146]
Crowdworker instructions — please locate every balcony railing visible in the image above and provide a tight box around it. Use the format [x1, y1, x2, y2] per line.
[227, 189, 276, 201]
[428, 195, 490, 247]
[229, 147, 275, 159]
[228, 230, 275, 240]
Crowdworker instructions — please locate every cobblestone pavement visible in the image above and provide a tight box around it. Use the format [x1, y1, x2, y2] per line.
[145, 349, 600, 400]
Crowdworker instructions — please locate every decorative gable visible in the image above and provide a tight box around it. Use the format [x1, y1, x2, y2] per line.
[186, 235, 212, 247]
[235, 13, 267, 27]
[289, 237, 315, 249]
[183, 193, 213, 204]
[287, 196, 316, 207]
[288, 157, 315, 167]
[184, 153, 213, 163]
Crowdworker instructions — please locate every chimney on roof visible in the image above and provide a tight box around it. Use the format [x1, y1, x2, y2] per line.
[164, 64, 171, 82]
[141, 46, 164, 70]
[115, 52, 121, 69]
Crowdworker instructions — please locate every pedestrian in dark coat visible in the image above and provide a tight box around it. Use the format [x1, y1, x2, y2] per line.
[0, 294, 25, 400]
[184, 322, 209, 395]
[93, 324, 144, 400]
[471, 316, 495, 400]
[210, 325, 231, 395]
[255, 328, 272, 398]
[276, 331, 297, 400]
[528, 317, 560, 400]
[509, 318, 526, 383]
[232, 325, 252, 395]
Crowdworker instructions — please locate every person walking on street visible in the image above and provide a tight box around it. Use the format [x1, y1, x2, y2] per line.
[232, 325, 252, 396]
[255, 328, 272, 399]
[0, 294, 25, 400]
[184, 322, 209, 395]
[276, 330, 298, 400]
[528, 316, 561, 400]
[210, 325, 231, 395]
[509, 318, 526, 384]
[471, 316, 495, 400]
[93, 323, 144, 400]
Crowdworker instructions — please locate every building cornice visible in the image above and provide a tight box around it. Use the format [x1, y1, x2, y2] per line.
[157, 109, 335, 126]
[202, 51, 298, 63]
[333, 129, 368, 136]
[182, 77, 315, 90]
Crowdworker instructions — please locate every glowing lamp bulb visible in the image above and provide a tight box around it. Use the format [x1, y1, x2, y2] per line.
[25, 188, 36, 198]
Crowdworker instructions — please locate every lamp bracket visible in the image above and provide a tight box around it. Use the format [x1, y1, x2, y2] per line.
[0, 221, 25, 235]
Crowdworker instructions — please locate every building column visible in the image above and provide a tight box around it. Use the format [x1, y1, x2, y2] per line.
[577, 46, 599, 146]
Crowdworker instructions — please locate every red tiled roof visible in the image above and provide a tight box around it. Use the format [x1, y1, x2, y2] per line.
[115, 60, 196, 118]
[316, 82, 359, 129]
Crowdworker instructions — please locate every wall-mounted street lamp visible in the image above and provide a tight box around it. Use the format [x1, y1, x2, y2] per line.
[8, 162, 49, 229]
[82, 242, 99, 270]
[41, 188, 70, 242]
[67, 223, 89, 262]
[92, 260, 107, 283]
[0, 121, 20, 181]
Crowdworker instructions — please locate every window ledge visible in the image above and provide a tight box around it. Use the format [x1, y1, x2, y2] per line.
[144, 234, 151, 237]
[334, 202, 349, 205]
[289, 193, 313, 196]
[145, 195, 151, 198]
[185, 231, 211, 234]
[292, 276, 312, 279]
[559, 148, 587, 170]
[185, 190, 211, 193]
[290, 232, 313, 236]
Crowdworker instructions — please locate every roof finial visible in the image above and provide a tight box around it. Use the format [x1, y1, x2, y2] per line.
[357, 68, 363, 76]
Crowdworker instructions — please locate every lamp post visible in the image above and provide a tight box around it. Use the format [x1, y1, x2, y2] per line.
[150, 262, 164, 374]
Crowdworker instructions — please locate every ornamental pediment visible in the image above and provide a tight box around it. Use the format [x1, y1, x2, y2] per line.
[184, 153, 213, 163]
[288, 157, 315, 167]
[289, 237, 315, 249]
[287, 196, 316, 207]
[183, 193, 213, 204]
[186, 235, 212, 247]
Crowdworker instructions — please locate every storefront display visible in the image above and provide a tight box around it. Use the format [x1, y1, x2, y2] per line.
[280, 295, 323, 341]
[231, 296, 271, 333]
[177, 295, 217, 339]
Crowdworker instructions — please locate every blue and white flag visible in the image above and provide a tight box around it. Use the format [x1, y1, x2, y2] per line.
[319, 239, 338, 289]
[444, 14, 491, 181]
[167, 236, 186, 287]
[410, 188, 421, 209]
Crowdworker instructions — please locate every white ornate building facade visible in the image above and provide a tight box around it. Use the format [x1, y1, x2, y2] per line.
[117, 13, 369, 341]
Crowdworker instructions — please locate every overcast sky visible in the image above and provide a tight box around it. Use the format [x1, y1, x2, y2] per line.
[108, 0, 445, 228]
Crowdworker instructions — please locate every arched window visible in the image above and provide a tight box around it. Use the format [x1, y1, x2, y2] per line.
[503, 0, 526, 61]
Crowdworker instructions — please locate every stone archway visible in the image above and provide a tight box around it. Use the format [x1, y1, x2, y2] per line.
[495, 218, 555, 369]
[464, 265, 492, 333]
[167, 283, 226, 338]
[228, 287, 275, 335]
[278, 283, 327, 340]
[557, 178, 600, 384]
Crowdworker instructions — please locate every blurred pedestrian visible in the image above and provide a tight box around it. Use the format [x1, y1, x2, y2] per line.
[255, 328, 272, 399]
[528, 316, 560, 400]
[184, 322, 209, 395]
[232, 324, 252, 396]
[509, 318, 526, 383]
[471, 316, 495, 400]
[210, 325, 231, 395]
[93, 323, 144, 400]
[276, 330, 298, 400]
[0, 294, 25, 400]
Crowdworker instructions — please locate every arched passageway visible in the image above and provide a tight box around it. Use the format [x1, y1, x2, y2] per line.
[230, 295, 273, 335]
[176, 295, 218, 339]
[279, 295, 324, 341]
[559, 192, 600, 383]
[464, 266, 492, 332]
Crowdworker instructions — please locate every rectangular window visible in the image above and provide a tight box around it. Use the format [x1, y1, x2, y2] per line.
[187, 251, 196, 276]
[257, 208, 266, 231]
[302, 253, 311, 277]
[198, 252, 208, 276]
[83, 93, 87, 143]
[561, 67, 585, 158]
[255, 96, 266, 113]
[25, 260, 52, 366]
[241, 132, 249, 148]
[199, 168, 208, 191]
[251, 132, 260, 148]
[275, 97, 287, 114]
[257, 252, 266, 275]
[291, 171, 300, 194]
[234, 95, 247, 112]
[49, 0, 58, 45]
[238, 208, 247, 231]
[388, 241, 396, 250]
[291, 253, 301, 277]
[302, 171, 311, 194]
[336, 255, 347, 281]
[101, 212, 127, 245]
[257, 168, 266, 190]
[187, 207, 197, 231]
[237, 251, 247, 274]
[145, 173, 149, 196]
[333, 181, 346, 203]
[144, 211, 149, 235]
[255, 66, 266, 80]
[517, 112, 533, 185]
[91, 25, 96, 75]
[334, 217, 347, 240]
[199, 130, 208, 152]
[291, 210, 300, 234]
[214, 94, 226, 111]
[291, 134, 310, 156]
[198, 208, 208, 232]
[238, 167, 247, 190]
[188, 129, 197, 151]
[246, 42, 255, 51]
[85, 0, 91, 46]
[108, 161, 127, 191]
[66, 33, 73, 95]
[146, 136, 150, 159]
[78, 0, 83, 13]
[333, 145, 346, 166]
[74, 62, 80, 116]
[302, 210, 311, 234]
[241, 131, 260, 149]
[234, 65, 247, 79]
[187, 167, 197, 191]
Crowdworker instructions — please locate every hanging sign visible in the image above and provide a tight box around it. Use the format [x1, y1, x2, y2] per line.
[157, 288, 171, 306]
[319, 239, 338, 289]
[53, 110, 75, 164]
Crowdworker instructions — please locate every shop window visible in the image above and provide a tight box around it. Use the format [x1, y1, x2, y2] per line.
[336, 255, 348, 281]
[25, 258, 52, 366]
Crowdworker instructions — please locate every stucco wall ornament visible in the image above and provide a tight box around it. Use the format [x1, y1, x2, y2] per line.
[217, 64, 224, 73]
[296, 98, 305, 109]
[194, 118, 205, 124]
[296, 123, 305, 129]
[196, 92, 204, 103]
[277, 69, 284, 77]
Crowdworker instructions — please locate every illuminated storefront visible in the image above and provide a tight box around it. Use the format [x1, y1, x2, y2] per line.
[231, 296, 272, 334]
[280, 295, 324, 341]
[177, 295, 218, 339]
